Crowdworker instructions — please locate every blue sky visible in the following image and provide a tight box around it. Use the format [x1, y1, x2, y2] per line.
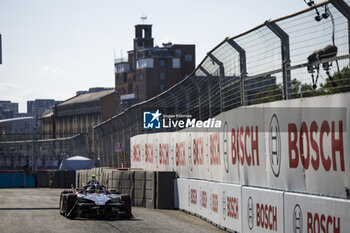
[0, 0, 309, 112]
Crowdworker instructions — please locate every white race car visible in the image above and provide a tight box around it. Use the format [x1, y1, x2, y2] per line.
[59, 176, 132, 219]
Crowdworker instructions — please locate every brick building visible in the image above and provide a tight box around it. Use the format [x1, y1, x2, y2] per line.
[101, 24, 195, 121]
[41, 88, 114, 158]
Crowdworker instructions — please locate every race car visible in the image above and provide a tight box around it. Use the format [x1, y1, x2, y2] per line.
[59, 175, 132, 219]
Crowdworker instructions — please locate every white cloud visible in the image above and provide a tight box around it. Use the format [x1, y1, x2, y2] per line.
[0, 82, 18, 92]
[38, 65, 64, 78]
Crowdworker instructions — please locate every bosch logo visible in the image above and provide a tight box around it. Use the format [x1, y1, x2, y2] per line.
[222, 191, 227, 220]
[269, 114, 281, 177]
[293, 204, 303, 233]
[248, 197, 254, 230]
[223, 122, 229, 173]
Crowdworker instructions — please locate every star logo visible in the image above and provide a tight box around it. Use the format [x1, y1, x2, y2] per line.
[151, 110, 162, 122]
[143, 110, 162, 129]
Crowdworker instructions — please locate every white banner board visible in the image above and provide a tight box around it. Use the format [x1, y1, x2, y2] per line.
[219, 182, 242, 233]
[242, 187, 284, 233]
[131, 93, 350, 198]
[284, 192, 350, 233]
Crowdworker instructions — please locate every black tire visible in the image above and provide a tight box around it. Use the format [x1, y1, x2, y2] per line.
[120, 194, 132, 219]
[65, 194, 77, 219]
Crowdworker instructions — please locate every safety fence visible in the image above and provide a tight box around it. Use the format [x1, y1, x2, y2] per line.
[0, 134, 88, 170]
[95, 0, 350, 168]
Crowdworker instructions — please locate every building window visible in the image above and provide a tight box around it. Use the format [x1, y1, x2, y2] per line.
[137, 86, 144, 94]
[136, 58, 154, 69]
[123, 73, 127, 83]
[174, 49, 181, 57]
[172, 58, 181, 68]
[185, 54, 193, 62]
[138, 74, 144, 80]
[159, 59, 165, 67]
[160, 84, 165, 92]
[160, 72, 165, 80]
[115, 63, 130, 73]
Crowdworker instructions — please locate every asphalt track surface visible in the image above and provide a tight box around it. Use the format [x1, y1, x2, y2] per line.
[0, 188, 226, 233]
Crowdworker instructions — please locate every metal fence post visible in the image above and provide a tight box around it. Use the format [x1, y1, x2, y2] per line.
[330, 0, 350, 56]
[168, 91, 179, 116]
[208, 53, 225, 113]
[227, 39, 247, 106]
[265, 20, 291, 100]
[189, 76, 202, 120]
[178, 83, 191, 117]
[199, 66, 212, 118]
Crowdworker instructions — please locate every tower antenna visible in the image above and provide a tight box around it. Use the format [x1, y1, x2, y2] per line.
[141, 15, 147, 24]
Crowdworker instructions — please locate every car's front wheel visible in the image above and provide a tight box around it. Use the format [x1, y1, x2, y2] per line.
[65, 193, 77, 219]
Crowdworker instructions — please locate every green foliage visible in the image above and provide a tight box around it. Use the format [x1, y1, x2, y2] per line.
[251, 84, 283, 105]
[250, 67, 350, 105]
[320, 67, 350, 94]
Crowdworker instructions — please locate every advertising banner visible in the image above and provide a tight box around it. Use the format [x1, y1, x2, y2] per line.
[219, 182, 242, 233]
[224, 107, 267, 186]
[131, 135, 143, 169]
[174, 132, 189, 178]
[144, 134, 154, 171]
[176, 178, 187, 210]
[208, 181, 221, 225]
[186, 178, 199, 214]
[131, 93, 350, 198]
[157, 132, 171, 171]
[242, 187, 284, 233]
[197, 180, 209, 220]
[284, 192, 350, 233]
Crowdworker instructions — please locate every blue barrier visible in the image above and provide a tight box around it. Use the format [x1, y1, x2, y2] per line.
[0, 173, 36, 188]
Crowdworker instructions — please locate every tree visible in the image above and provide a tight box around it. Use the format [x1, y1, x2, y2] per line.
[251, 84, 283, 105]
[320, 66, 350, 94]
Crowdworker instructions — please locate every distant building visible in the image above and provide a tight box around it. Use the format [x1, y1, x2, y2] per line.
[0, 101, 18, 120]
[101, 24, 195, 121]
[76, 87, 113, 96]
[27, 99, 60, 119]
[0, 117, 36, 136]
[41, 88, 115, 158]
[41, 109, 54, 139]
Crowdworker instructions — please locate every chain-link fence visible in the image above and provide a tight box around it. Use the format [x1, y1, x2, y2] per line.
[95, 0, 350, 168]
[0, 134, 88, 171]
